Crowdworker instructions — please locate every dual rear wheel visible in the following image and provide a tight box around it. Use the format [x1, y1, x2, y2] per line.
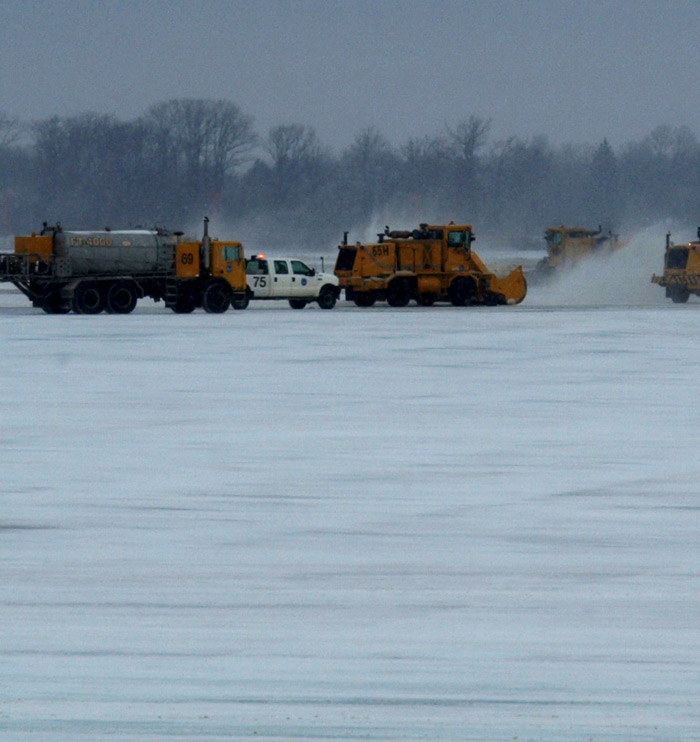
[72, 280, 139, 314]
[106, 281, 138, 314]
[73, 282, 105, 314]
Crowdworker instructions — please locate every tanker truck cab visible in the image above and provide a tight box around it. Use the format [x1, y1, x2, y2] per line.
[174, 229, 248, 313]
[211, 242, 246, 288]
[178, 241, 245, 282]
[243, 254, 339, 309]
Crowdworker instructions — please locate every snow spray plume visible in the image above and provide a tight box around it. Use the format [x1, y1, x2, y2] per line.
[528, 223, 686, 307]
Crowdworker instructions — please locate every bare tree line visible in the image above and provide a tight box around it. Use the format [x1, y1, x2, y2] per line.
[1, 98, 699, 249]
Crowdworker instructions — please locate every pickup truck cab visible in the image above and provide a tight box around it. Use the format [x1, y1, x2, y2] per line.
[238, 255, 340, 309]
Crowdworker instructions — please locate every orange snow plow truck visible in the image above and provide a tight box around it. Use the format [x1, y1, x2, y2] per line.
[334, 222, 526, 307]
[651, 228, 700, 303]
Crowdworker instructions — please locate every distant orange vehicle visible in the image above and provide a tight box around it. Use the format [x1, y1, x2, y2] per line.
[334, 222, 526, 307]
[535, 225, 623, 275]
[652, 229, 700, 303]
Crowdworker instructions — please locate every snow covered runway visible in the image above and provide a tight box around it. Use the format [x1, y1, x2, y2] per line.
[1, 287, 699, 740]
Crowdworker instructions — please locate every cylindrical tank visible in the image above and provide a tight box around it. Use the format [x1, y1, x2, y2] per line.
[417, 276, 441, 295]
[54, 230, 176, 275]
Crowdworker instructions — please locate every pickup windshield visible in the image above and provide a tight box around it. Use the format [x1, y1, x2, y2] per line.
[291, 260, 314, 276]
[247, 259, 268, 275]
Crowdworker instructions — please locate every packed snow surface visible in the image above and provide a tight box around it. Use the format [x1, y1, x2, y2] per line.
[1, 262, 699, 740]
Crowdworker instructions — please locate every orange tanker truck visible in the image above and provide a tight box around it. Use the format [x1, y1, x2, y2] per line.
[1, 217, 247, 314]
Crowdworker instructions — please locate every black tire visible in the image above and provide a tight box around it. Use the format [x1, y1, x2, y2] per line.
[232, 295, 249, 310]
[671, 288, 690, 304]
[484, 291, 503, 307]
[449, 277, 474, 307]
[289, 299, 307, 309]
[353, 292, 376, 307]
[105, 281, 138, 314]
[202, 281, 231, 313]
[41, 288, 70, 314]
[73, 282, 105, 314]
[317, 286, 337, 309]
[386, 279, 410, 307]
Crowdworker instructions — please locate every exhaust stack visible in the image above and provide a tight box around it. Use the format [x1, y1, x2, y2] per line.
[202, 216, 211, 271]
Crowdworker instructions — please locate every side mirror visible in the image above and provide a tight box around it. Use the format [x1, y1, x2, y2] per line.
[310, 268, 316, 276]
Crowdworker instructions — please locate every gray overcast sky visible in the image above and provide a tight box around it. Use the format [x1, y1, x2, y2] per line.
[2, 0, 700, 151]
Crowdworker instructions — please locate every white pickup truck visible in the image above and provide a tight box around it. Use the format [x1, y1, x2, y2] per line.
[237, 255, 340, 309]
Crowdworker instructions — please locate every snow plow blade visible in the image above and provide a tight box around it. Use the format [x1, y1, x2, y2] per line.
[489, 266, 527, 305]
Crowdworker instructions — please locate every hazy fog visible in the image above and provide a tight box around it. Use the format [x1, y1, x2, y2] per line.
[2, 0, 700, 151]
[2, 1, 700, 253]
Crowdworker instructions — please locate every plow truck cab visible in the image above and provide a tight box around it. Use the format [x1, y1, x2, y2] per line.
[651, 229, 700, 303]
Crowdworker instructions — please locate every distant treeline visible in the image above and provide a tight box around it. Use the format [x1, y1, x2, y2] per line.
[1, 98, 699, 250]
